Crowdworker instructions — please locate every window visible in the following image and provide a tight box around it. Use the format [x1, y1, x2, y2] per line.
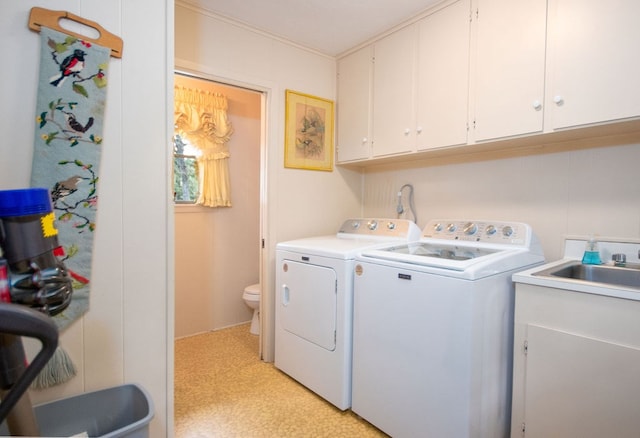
[173, 134, 200, 204]
[173, 83, 233, 207]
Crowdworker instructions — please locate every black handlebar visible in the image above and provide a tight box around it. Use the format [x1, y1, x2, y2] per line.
[0, 302, 58, 423]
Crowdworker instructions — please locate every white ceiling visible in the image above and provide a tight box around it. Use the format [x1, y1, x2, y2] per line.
[179, 0, 445, 56]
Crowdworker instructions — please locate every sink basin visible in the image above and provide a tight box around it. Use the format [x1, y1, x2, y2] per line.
[533, 261, 640, 291]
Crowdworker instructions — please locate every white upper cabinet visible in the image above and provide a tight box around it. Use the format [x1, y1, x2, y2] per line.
[416, 0, 471, 150]
[545, 0, 640, 130]
[335, 0, 640, 166]
[336, 45, 373, 162]
[471, 0, 547, 142]
[371, 24, 418, 157]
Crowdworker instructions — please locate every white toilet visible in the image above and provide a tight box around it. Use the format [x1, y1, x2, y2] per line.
[243, 283, 260, 335]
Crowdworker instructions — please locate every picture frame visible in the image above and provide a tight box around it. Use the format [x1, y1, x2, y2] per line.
[284, 90, 334, 171]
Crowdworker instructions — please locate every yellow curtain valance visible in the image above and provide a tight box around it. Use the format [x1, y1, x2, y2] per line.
[174, 86, 234, 207]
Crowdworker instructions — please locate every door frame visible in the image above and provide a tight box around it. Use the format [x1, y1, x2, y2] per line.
[173, 64, 270, 358]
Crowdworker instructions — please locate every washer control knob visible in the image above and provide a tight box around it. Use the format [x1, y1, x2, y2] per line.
[486, 225, 497, 236]
[446, 223, 457, 233]
[367, 220, 378, 231]
[351, 221, 361, 229]
[433, 223, 443, 232]
[387, 222, 396, 230]
[463, 222, 477, 235]
[502, 226, 514, 237]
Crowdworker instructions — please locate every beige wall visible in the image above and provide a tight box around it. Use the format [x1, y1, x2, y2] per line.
[175, 3, 363, 360]
[1, 1, 173, 436]
[362, 143, 640, 262]
[174, 77, 260, 338]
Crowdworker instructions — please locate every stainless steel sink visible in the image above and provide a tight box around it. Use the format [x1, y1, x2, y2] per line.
[533, 261, 640, 291]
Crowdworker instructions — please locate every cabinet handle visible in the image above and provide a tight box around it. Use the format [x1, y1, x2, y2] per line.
[532, 100, 542, 111]
[362, 137, 368, 144]
[553, 95, 564, 106]
[404, 128, 411, 135]
[416, 126, 423, 134]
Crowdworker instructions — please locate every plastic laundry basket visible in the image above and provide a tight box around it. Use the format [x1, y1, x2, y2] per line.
[0, 384, 153, 437]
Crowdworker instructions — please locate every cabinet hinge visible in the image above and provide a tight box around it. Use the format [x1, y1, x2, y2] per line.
[261, 238, 265, 249]
[523, 340, 529, 356]
[476, 8, 479, 20]
[521, 422, 526, 436]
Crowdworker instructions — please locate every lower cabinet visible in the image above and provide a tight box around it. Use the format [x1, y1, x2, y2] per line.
[512, 284, 640, 438]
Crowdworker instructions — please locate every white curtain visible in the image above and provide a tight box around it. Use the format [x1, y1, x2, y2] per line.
[174, 86, 234, 207]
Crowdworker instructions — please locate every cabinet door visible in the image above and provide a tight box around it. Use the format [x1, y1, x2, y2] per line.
[473, 0, 546, 142]
[546, 0, 640, 129]
[336, 46, 373, 163]
[523, 325, 640, 438]
[416, 0, 470, 150]
[372, 25, 417, 157]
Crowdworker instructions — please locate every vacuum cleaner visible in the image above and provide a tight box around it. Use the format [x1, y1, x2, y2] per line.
[0, 187, 73, 436]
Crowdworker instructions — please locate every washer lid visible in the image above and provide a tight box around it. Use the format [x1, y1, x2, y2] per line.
[361, 241, 511, 271]
[362, 242, 527, 271]
[357, 219, 545, 278]
[386, 242, 501, 261]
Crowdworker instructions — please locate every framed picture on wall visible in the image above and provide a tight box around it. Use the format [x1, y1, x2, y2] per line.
[284, 89, 334, 171]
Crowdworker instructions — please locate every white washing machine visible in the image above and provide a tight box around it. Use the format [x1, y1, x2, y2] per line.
[275, 218, 421, 410]
[351, 219, 545, 438]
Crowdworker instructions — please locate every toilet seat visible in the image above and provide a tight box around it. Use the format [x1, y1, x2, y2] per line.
[243, 283, 260, 300]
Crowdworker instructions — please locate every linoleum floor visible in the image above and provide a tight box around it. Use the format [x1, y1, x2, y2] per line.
[174, 323, 387, 437]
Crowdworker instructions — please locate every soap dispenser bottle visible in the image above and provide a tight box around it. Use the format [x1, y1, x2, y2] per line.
[582, 236, 602, 265]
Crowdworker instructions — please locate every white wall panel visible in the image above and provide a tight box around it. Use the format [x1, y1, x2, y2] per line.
[363, 143, 640, 262]
[0, 2, 172, 436]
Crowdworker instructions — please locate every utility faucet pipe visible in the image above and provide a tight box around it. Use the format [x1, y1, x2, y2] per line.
[396, 184, 417, 224]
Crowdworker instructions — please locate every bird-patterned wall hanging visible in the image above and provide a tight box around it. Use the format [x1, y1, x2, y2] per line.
[28, 8, 122, 388]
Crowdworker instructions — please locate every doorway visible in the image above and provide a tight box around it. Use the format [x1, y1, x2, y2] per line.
[173, 72, 265, 349]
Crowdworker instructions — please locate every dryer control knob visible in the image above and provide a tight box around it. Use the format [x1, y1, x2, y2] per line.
[446, 223, 457, 233]
[367, 220, 378, 231]
[502, 226, 514, 237]
[387, 222, 396, 230]
[433, 223, 443, 232]
[486, 225, 497, 236]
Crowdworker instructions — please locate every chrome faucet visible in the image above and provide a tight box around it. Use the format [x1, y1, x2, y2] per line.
[612, 253, 627, 267]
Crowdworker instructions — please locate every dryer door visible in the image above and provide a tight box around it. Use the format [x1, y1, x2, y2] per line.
[279, 260, 337, 351]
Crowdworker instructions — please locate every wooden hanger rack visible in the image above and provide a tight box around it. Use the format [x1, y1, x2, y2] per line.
[28, 7, 123, 58]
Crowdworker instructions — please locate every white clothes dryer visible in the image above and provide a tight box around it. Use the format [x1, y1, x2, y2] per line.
[351, 219, 545, 438]
[275, 218, 421, 410]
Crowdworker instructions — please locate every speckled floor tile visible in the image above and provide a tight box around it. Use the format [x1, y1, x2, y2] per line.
[175, 324, 388, 437]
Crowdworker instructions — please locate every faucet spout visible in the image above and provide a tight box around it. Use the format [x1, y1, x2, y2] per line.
[612, 253, 627, 267]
